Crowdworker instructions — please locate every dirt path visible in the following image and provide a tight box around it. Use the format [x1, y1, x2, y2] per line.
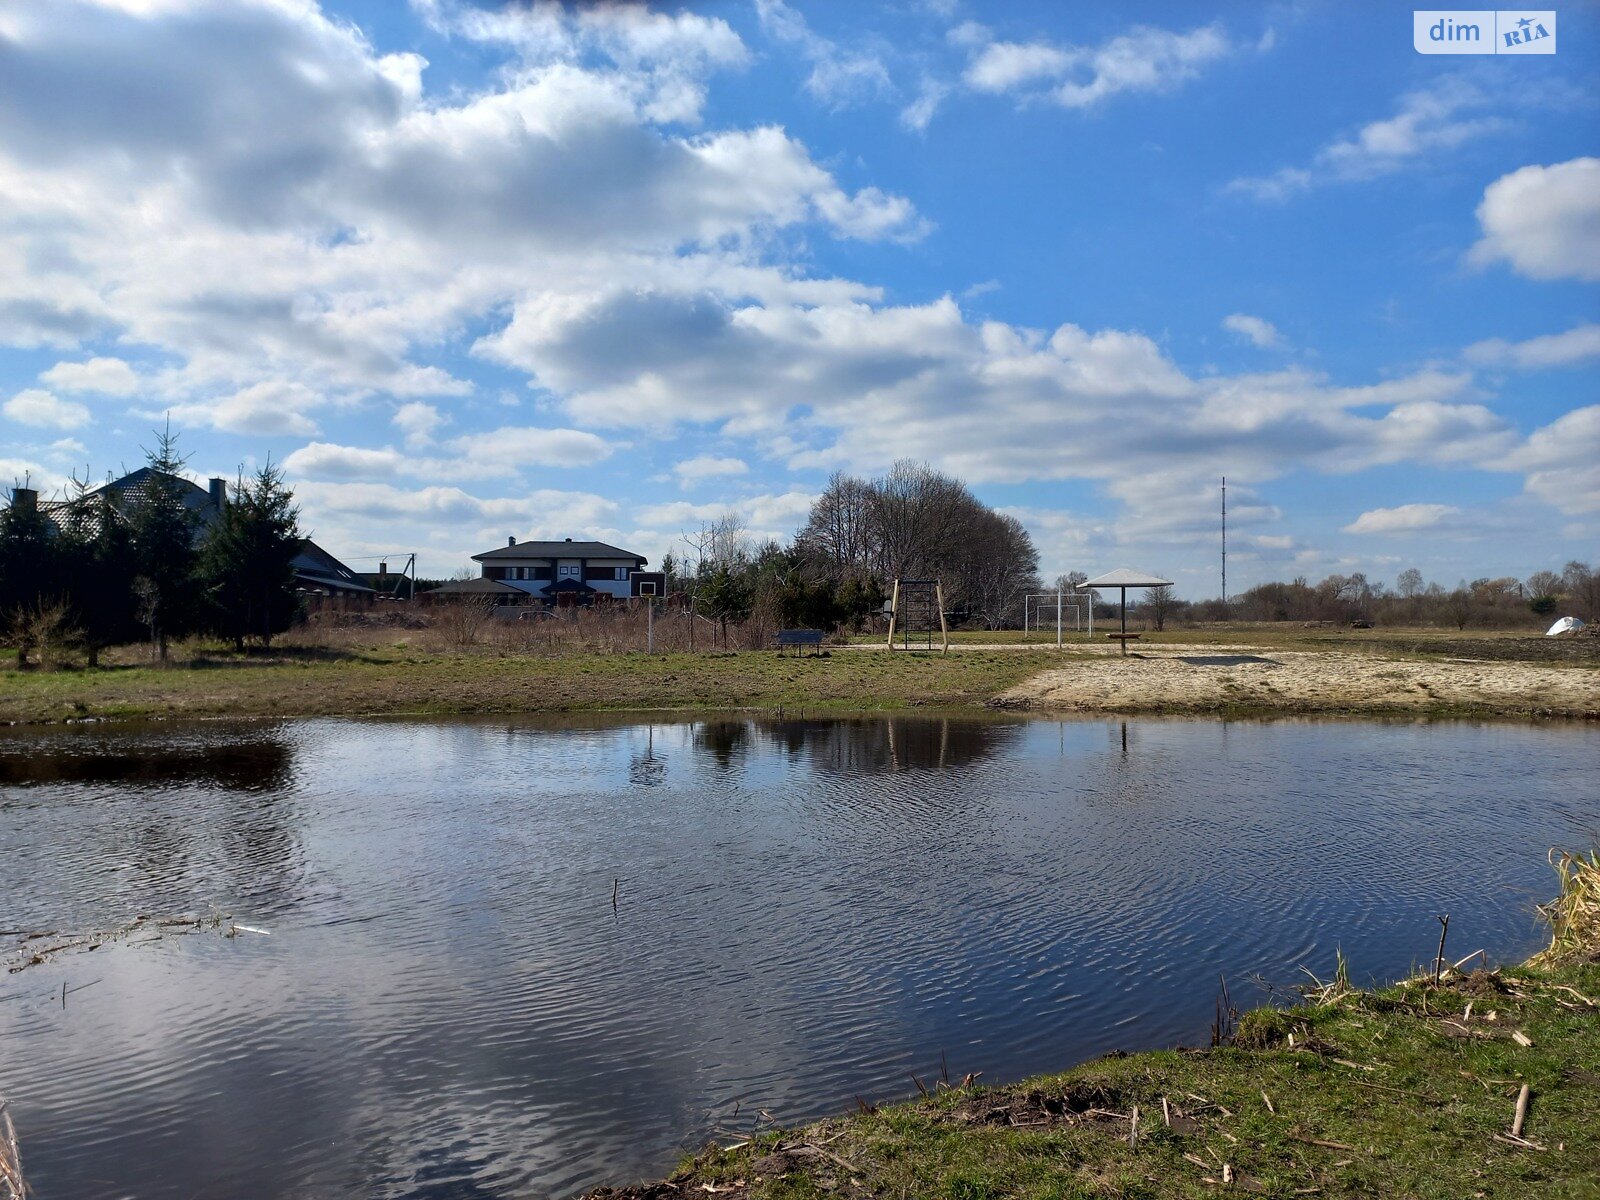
[994, 645, 1600, 719]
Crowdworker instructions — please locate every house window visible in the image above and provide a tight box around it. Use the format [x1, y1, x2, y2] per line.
[559, 564, 578, 577]
[615, 567, 629, 581]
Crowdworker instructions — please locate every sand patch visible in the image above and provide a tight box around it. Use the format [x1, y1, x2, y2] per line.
[996, 648, 1600, 719]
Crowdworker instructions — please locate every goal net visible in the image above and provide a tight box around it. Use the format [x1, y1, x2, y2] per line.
[1022, 592, 1089, 641]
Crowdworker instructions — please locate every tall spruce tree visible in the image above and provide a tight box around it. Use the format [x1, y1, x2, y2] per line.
[200, 461, 303, 650]
[0, 483, 59, 667]
[58, 474, 139, 668]
[126, 425, 200, 662]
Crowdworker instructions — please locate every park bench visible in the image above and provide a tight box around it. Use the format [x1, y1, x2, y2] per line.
[776, 629, 825, 657]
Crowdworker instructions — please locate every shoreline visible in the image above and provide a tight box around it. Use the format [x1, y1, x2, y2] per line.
[585, 857, 1600, 1199]
[0, 631, 1596, 728]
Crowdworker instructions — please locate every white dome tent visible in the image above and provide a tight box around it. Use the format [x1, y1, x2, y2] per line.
[1546, 616, 1586, 636]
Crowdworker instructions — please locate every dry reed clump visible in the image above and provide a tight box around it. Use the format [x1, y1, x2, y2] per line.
[0, 1099, 22, 1200]
[1532, 848, 1600, 965]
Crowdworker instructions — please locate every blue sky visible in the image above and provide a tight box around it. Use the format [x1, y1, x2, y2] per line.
[0, 0, 1595, 594]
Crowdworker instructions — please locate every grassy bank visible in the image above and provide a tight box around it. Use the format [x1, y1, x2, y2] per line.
[591, 855, 1600, 1200]
[0, 646, 1065, 725]
[1, 624, 1593, 726]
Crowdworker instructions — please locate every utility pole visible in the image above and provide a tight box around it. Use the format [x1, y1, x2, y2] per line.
[1221, 476, 1227, 609]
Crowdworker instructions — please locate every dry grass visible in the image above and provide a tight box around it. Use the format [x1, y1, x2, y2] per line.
[0, 640, 1060, 726]
[4, 612, 1595, 725]
[1533, 848, 1600, 965]
[0, 1099, 22, 1200]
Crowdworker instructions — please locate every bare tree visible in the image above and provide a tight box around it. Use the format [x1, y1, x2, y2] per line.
[794, 460, 1047, 628]
[963, 512, 1040, 628]
[1145, 583, 1175, 631]
[868, 460, 970, 581]
[796, 471, 875, 580]
[1396, 567, 1425, 598]
[1525, 570, 1562, 601]
[1562, 561, 1600, 620]
[678, 512, 749, 651]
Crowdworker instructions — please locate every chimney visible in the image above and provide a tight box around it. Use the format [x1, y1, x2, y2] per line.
[378, 561, 388, 578]
[209, 477, 227, 510]
[564, 536, 572, 542]
[11, 487, 37, 512]
[508, 535, 516, 547]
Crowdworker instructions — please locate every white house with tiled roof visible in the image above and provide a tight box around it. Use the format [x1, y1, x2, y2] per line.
[471, 537, 663, 604]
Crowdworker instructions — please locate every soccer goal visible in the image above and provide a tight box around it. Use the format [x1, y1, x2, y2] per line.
[1022, 592, 1090, 644]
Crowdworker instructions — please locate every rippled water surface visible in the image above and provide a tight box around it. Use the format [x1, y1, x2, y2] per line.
[1, 714, 1596, 1198]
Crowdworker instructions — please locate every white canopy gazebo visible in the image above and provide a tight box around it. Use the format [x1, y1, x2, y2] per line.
[1081, 568, 1174, 654]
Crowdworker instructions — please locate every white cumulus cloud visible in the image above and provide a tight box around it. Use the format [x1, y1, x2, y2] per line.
[1222, 313, 1284, 349]
[961, 23, 1233, 109]
[1343, 503, 1462, 534]
[674, 455, 749, 487]
[1229, 78, 1509, 201]
[4, 387, 89, 429]
[1503, 405, 1600, 515]
[39, 356, 141, 394]
[1470, 157, 1600, 282]
[392, 401, 447, 446]
[1465, 323, 1600, 369]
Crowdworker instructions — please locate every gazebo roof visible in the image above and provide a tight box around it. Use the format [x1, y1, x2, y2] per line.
[1082, 568, 1173, 589]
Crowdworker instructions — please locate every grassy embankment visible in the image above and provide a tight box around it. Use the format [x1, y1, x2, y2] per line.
[591, 853, 1600, 1200]
[1, 623, 1595, 725]
[0, 645, 1064, 725]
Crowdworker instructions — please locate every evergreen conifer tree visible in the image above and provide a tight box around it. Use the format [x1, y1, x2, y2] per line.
[0, 482, 58, 667]
[58, 474, 139, 667]
[200, 461, 303, 650]
[126, 425, 200, 662]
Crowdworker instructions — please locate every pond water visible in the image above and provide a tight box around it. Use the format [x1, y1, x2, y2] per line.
[1, 714, 1596, 1198]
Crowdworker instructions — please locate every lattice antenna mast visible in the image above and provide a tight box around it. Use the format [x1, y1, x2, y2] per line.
[1221, 476, 1227, 608]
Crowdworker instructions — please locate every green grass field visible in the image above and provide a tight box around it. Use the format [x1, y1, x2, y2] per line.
[1, 621, 1592, 725]
[0, 645, 1065, 725]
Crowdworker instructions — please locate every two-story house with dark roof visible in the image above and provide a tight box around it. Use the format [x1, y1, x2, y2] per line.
[17, 470, 374, 599]
[471, 536, 663, 605]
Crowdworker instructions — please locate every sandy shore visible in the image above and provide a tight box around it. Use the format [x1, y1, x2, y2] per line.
[993, 644, 1600, 719]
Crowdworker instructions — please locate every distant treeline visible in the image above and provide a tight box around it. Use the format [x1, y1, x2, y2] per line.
[1169, 565, 1600, 629]
[659, 460, 1042, 642]
[0, 430, 303, 666]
